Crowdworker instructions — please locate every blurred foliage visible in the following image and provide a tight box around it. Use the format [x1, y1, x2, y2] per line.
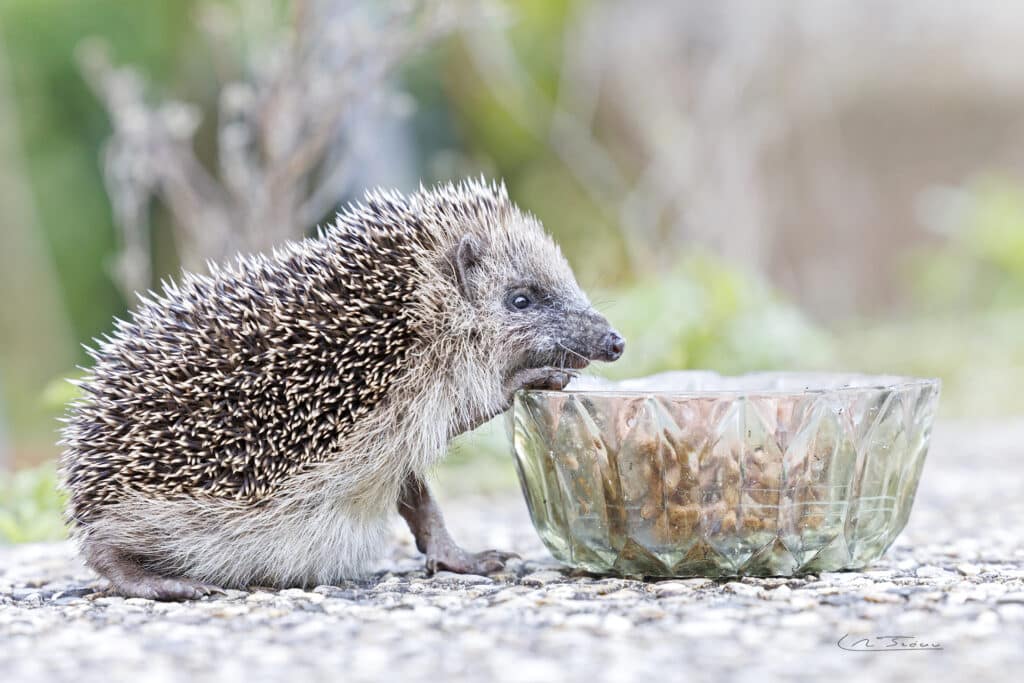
[0, 0, 202, 344]
[908, 176, 1024, 312]
[0, 462, 66, 544]
[41, 373, 84, 411]
[0, 0, 207, 450]
[840, 176, 1024, 418]
[836, 311, 1024, 418]
[589, 253, 833, 380]
[2, 360, 71, 543]
[440, 0, 635, 287]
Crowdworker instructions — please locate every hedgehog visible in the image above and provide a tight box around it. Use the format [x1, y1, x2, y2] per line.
[59, 178, 625, 600]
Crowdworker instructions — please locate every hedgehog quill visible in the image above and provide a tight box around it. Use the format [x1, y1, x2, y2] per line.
[59, 178, 624, 600]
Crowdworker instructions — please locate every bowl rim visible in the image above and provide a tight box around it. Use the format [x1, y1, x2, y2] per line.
[519, 371, 942, 399]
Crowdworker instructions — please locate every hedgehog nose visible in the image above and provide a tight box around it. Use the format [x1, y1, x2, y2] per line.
[602, 331, 625, 361]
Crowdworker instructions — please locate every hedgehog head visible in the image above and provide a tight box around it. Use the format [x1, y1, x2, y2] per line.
[436, 181, 625, 382]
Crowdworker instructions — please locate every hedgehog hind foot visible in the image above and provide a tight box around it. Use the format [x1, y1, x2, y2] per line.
[425, 547, 519, 575]
[93, 575, 224, 601]
[83, 540, 225, 601]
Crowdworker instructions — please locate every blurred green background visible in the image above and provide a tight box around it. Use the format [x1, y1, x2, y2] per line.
[2, 0, 1024, 542]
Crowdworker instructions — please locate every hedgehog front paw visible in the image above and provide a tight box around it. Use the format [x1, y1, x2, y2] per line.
[425, 548, 519, 575]
[519, 367, 574, 391]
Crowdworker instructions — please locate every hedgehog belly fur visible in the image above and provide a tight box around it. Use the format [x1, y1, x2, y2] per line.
[78, 479, 394, 588]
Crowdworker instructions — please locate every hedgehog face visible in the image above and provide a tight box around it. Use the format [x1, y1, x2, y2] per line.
[451, 226, 624, 380]
[500, 283, 625, 374]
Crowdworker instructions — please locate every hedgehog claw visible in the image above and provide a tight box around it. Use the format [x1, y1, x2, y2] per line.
[426, 548, 519, 575]
[521, 368, 573, 391]
[105, 576, 225, 601]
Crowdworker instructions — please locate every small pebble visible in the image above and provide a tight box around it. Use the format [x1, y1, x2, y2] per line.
[428, 571, 493, 586]
[602, 614, 634, 634]
[520, 571, 564, 587]
[956, 563, 982, 577]
[653, 581, 702, 597]
[278, 588, 326, 603]
[19, 593, 43, 608]
[723, 582, 764, 598]
[916, 565, 957, 579]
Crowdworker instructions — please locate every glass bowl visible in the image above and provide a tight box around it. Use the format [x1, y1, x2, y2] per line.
[507, 372, 941, 577]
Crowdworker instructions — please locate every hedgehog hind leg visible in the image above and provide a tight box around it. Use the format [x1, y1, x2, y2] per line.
[82, 539, 224, 601]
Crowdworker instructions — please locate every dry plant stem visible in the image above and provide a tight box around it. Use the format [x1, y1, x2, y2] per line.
[77, 0, 464, 302]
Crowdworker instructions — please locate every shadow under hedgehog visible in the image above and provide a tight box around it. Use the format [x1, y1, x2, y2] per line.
[59, 178, 625, 600]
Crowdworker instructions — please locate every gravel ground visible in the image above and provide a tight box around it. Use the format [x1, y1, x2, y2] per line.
[2, 419, 1022, 683]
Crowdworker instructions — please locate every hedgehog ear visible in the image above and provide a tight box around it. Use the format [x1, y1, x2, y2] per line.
[451, 233, 483, 300]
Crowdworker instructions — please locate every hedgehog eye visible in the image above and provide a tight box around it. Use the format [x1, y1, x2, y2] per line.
[507, 291, 534, 311]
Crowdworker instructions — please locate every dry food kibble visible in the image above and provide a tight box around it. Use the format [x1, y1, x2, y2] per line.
[666, 502, 700, 534]
[570, 405, 832, 547]
[536, 392, 834, 554]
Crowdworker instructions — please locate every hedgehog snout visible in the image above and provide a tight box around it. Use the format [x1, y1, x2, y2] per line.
[599, 331, 626, 362]
[560, 309, 624, 364]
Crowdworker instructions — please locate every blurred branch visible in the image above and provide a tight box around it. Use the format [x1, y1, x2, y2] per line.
[455, 2, 872, 278]
[464, 0, 1024, 316]
[460, 8, 644, 269]
[78, 0, 465, 300]
[77, 38, 238, 296]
